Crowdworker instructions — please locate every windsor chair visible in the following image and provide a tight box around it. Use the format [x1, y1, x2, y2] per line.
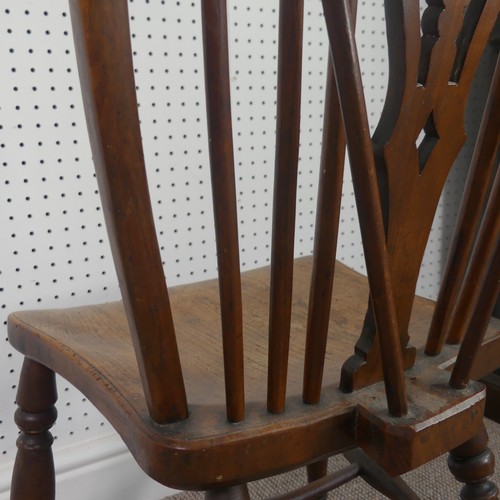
[8, 0, 500, 499]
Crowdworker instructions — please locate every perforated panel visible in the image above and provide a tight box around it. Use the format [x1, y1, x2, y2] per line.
[0, 3, 117, 457]
[0, 0, 495, 473]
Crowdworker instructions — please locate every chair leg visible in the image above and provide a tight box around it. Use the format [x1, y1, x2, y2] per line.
[11, 358, 58, 500]
[205, 484, 250, 500]
[448, 424, 498, 500]
[307, 459, 329, 500]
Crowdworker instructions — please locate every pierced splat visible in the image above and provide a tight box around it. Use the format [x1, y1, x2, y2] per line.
[451, 0, 488, 83]
[336, 0, 500, 392]
[417, 112, 440, 173]
[419, 0, 445, 85]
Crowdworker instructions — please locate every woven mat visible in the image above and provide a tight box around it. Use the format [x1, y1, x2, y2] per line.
[166, 418, 500, 499]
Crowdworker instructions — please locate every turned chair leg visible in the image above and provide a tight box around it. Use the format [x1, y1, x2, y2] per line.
[11, 358, 58, 500]
[205, 484, 250, 500]
[307, 459, 329, 500]
[448, 424, 498, 500]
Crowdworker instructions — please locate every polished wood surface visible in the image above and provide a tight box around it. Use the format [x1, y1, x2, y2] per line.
[10, 359, 57, 500]
[9, 258, 500, 489]
[322, 0, 407, 417]
[334, 0, 500, 397]
[69, 0, 187, 423]
[427, 54, 500, 354]
[302, 0, 354, 406]
[450, 166, 500, 389]
[7, 0, 500, 498]
[448, 424, 498, 500]
[201, 0, 244, 424]
[11, 259, 473, 408]
[267, 0, 304, 414]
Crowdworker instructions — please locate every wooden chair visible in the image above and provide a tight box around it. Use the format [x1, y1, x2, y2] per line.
[8, 0, 500, 498]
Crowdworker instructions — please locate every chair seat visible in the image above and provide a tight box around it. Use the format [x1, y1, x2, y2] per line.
[8, 256, 500, 490]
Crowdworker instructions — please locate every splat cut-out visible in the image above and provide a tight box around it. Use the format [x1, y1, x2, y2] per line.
[336, 0, 500, 392]
[451, 0, 488, 83]
[419, 0, 445, 85]
[417, 112, 440, 174]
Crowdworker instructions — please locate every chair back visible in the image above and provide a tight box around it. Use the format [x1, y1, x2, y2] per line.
[69, 0, 500, 424]
[323, 0, 500, 408]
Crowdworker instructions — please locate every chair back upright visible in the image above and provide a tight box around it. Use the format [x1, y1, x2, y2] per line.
[323, 0, 500, 405]
[69, 0, 500, 425]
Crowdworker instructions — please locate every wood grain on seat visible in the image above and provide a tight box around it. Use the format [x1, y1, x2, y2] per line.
[7, 0, 500, 497]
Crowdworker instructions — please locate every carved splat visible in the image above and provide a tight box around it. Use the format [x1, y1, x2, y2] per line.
[417, 112, 440, 173]
[419, 0, 445, 85]
[451, 0, 489, 83]
[340, 0, 500, 392]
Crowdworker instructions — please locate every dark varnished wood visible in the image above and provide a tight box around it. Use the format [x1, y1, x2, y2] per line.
[201, 0, 245, 424]
[491, 17, 500, 50]
[7, 1, 500, 498]
[427, 54, 500, 354]
[12, 259, 471, 407]
[11, 359, 57, 500]
[205, 484, 250, 500]
[303, 30, 356, 491]
[448, 425, 498, 500]
[450, 0, 490, 83]
[302, 0, 358, 407]
[355, 346, 487, 479]
[306, 458, 329, 500]
[267, 0, 304, 414]
[482, 370, 500, 423]
[322, 0, 407, 417]
[69, 0, 187, 423]
[450, 167, 500, 389]
[302, 59, 346, 408]
[337, 0, 500, 396]
[344, 448, 419, 500]
[443, 65, 500, 349]
[9, 293, 495, 491]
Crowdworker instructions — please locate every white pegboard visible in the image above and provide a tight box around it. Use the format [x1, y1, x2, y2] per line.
[0, 0, 495, 471]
